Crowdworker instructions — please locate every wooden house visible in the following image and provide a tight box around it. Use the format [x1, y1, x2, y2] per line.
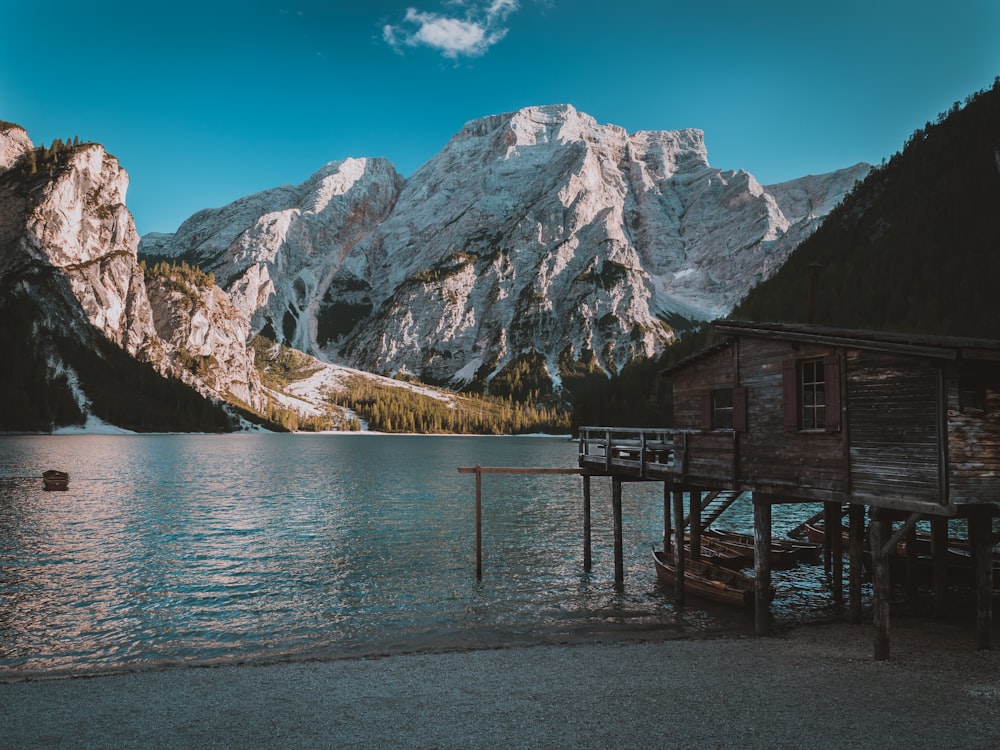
[579, 321, 1000, 657]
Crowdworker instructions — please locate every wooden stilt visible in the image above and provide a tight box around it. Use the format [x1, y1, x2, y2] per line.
[582, 474, 592, 573]
[871, 508, 891, 661]
[822, 501, 834, 573]
[672, 489, 686, 606]
[475, 464, 483, 581]
[848, 503, 865, 624]
[753, 493, 772, 636]
[971, 512, 993, 651]
[663, 482, 672, 554]
[612, 478, 623, 588]
[689, 489, 702, 561]
[931, 517, 948, 618]
[904, 523, 919, 601]
[830, 502, 843, 604]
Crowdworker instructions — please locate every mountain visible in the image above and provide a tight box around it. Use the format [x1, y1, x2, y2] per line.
[141, 105, 869, 394]
[0, 122, 257, 431]
[733, 80, 1000, 336]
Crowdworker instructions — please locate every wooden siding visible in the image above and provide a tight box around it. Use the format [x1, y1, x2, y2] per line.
[947, 363, 1000, 504]
[847, 351, 942, 504]
[737, 339, 848, 497]
[672, 342, 736, 431]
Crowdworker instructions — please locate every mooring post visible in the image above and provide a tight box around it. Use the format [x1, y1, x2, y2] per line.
[848, 504, 865, 624]
[672, 489, 685, 606]
[871, 508, 891, 661]
[822, 501, 835, 573]
[475, 464, 483, 581]
[582, 474, 592, 572]
[612, 477, 624, 588]
[753, 494, 772, 635]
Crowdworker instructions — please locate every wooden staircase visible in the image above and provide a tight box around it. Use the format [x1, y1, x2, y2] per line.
[683, 489, 744, 531]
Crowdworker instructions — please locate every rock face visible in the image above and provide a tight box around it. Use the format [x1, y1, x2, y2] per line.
[0, 126, 266, 428]
[142, 105, 869, 391]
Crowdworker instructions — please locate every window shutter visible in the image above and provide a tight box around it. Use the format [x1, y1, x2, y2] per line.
[824, 353, 842, 432]
[700, 392, 713, 430]
[732, 386, 748, 432]
[782, 359, 798, 432]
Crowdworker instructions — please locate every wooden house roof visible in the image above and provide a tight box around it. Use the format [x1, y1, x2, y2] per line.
[662, 322, 1000, 377]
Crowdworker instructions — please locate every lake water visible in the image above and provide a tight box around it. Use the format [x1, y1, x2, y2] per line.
[0, 434, 843, 679]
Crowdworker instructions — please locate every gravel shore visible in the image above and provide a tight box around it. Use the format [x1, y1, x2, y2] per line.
[3, 618, 999, 749]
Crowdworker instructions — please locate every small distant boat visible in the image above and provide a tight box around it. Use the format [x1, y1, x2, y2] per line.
[652, 548, 772, 608]
[42, 470, 69, 491]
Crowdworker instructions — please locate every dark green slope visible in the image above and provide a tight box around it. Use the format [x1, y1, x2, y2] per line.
[733, 79, 1000, 336]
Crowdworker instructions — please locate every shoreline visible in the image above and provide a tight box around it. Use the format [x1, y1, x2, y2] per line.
[2, 619, 998, 749]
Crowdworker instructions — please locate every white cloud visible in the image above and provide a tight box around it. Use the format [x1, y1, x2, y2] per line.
[384, 1, 521, 59]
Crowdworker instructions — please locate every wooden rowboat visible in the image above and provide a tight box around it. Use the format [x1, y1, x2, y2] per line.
[704, 529, 820, 567]
[681, 535, 750, 569]
[42, 470, 69, 491]
[652, 549, 772, 608]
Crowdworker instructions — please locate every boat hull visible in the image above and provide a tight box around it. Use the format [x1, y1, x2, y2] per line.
[653, 549, 771, 609]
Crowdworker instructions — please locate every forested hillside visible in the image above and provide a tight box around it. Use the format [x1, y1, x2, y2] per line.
[734, 78, 1000, 335]
[573, 78, 1000, 428]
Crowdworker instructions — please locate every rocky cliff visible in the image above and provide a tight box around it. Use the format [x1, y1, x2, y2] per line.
[0, 122, 265, 430]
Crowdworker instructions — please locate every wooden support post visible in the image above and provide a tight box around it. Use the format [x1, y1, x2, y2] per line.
[871, 508, 891, 661]
[931, 517, 949, 618]
[690, 490, 702, 561]
[849, 504, 865, 624]
[612, 477, 624, 589]
[663, 483, 672, 554]
[830, 502, 843, 604]
[672, 489, 686, 606]
[582, 474, 592, 573]
[971, 512, 993, 651]
[904, 523, 919, 601]
[822, 501, 835, 574]
[753, 493, 772, 636]
[475, 464, 483, 581]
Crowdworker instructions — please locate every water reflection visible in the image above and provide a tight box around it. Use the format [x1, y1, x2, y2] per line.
[1, 434, 847, 678]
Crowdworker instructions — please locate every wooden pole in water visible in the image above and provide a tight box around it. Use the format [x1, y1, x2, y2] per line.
[663, 482, 672, 554]
[689, 489, 702, 561]
[848, 503, 865, 624]
[931, 516, 949, 618]
[830, 502, 843, 604]
[753, 493, 772, 635]
[582, 474, 592, 572]
[871, 507, 891, 661]
[672, 489, 686, 606]
[971, 512, 993, 651]
[612, 477, 624, 587]
[475, 464, 483, 581]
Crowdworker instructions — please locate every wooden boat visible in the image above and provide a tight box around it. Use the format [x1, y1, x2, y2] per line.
[680, 535, 750, 569]
[804, 521, 851, 548]
[703, 529, 813, 568]
[42, 469, 69, 491]
[652, 549, 772, 608]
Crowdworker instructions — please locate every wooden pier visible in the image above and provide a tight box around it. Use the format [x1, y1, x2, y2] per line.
[579, 322, 1000, 659]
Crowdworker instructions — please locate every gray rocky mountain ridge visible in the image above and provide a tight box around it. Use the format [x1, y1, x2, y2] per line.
[141, 104, 870, 391]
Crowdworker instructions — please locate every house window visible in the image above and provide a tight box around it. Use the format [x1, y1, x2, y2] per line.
[712, 388, 733, 429]
[800, 359, 826, 429]
[783, 355, 841, 433]
[959, 374, 985, 412]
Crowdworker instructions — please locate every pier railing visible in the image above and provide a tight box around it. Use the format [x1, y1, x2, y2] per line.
[578, 426, 693, 479]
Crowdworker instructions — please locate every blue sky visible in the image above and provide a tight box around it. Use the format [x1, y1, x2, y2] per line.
[3, 1, 998, 235]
